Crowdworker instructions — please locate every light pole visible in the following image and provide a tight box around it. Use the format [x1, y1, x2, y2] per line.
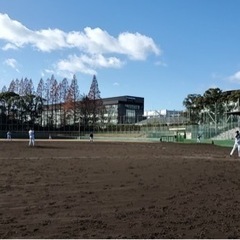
[79, 117, 81, 139]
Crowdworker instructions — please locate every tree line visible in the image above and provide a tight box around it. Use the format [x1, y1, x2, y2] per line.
[183, 87, 240, 124]
[0, 74, 104, 131]
[1, 74, 239, 133]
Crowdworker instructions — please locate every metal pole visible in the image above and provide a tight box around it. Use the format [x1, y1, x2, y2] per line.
[79, 118, 81, 139]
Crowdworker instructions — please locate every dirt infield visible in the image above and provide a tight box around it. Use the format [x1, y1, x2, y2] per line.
[1, 140, 240, 238]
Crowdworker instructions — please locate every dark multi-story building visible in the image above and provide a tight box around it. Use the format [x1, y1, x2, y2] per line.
[40, 95, 144, 127]
[103, 96, 144, 124]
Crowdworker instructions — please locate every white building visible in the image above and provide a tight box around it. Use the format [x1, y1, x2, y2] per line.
[144, 109, 183, 118]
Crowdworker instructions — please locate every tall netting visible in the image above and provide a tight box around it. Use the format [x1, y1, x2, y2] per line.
[1, 112, 240, 141]
[137, 112, 240, 141]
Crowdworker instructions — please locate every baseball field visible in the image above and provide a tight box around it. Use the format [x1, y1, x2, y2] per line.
[0, 139, 240, 238]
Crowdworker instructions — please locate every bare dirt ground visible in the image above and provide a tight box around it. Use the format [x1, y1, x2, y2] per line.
[0, 139, 240, 239]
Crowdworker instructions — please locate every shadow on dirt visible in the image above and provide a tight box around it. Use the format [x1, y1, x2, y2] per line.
[33, 145, 65, 149]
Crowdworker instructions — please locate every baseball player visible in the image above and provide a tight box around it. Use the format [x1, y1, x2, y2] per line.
[230, 130, 240, 157]
[89, 132, 93, 142]
[7, 131, 12, 140]
[29, 129, 35, 146]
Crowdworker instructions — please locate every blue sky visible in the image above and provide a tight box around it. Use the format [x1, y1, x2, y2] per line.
[1, 0, 240, 111]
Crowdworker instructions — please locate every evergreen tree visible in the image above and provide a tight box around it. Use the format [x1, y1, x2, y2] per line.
[44, 77, 52, 127]
[70, 74, 80, 102]
[36, 78, 45, 98]
[1, 85, 7, 93]
[50, 77, 59, 128]
[19, 78, 24, 96]
[59, 78, 69, 103]
[79, 94, 92, 129]
[36, 78, 45, 126]
[15, 78, 20, 94]
[59, 78, 69, 128]
[29, 79, 35, 94]
[69, 74, 80, 125]
[87, 75, 104, 127]
[64, 87, 74, 125]
[8, 79, 16, 92]
[23, 78, 31, 95]
[88, 75, 101, 100]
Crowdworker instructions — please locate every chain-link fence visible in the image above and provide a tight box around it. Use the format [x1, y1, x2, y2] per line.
[1, 113, 240, 141]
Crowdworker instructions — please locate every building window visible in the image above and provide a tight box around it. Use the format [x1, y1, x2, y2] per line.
[105, 104, 118, 124]
[125, 104, 140, 110]
[126, 109, 135, 123]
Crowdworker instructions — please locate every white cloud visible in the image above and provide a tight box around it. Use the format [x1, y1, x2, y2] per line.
[0, 13, 32, 49]
[3, 58, 19, 72]
[0, 13, 161, 56]
[69, 27, 121, 54]
[155, 60, 167, 67]
[2, 43, 19, 50]
[228, 71, 240, 83]
[118, 32, 161, 60]
[0, 13, 161, 76]
[54, 54, 124, 78]
[34, 28, 69, 52]
[56, 55, 97, 76]
[44, 69, 55, 75]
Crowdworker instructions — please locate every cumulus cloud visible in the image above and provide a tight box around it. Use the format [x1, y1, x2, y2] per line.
[55, 54, 124, 77]
[0, 14, 32, 48]
[118, 32, 160, 60]
[56, 55, 97, 76]
[0, 13, 161, 76]
[3, 58, 19, 72]
[228, 71, 240, 83]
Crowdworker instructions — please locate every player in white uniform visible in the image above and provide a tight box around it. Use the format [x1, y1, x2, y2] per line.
[230, 130, 240, 157]
[29, 129, 35, 146]
[7, 131, 12, 140]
